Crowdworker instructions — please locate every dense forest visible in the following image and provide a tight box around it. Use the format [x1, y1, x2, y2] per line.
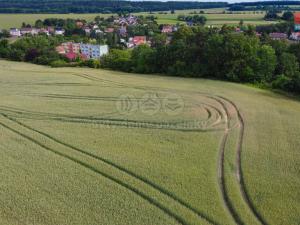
[229, 1, 300, 11]
[2, 0, 300, 14]
[0, 0, 227, 13]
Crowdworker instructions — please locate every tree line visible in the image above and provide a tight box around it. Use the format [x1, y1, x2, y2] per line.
[0, 0, 227, 13]
[101, 26, 300, 94]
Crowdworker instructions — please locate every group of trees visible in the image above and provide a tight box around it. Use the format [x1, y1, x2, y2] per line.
[0, 36, 63, 65]
[177, 15, 207, 25]
[102, 26, 300, 94]
[264, 10, 294, 21]
[256, 21, 293, 34]
[229, 1, 300, 11]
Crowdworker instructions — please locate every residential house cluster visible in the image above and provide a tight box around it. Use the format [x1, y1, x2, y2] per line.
[127, 36, 148, 48]
[9, 27, 64, 37]
[114, 15, 138, 26]
[83, 24, 104, 35]
[55, 42, 109, 60]
[269, 32, 288, 41]
[267, 32, 300, 41]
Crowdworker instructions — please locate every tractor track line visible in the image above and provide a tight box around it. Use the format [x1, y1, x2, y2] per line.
[213, 97, 244, 225]
[3, 114, 219, 225]
[0, 105, 223, 132]
[62, 73, 266, 224]
[0, 118, 189, 225]
[217, 96, 267, 225]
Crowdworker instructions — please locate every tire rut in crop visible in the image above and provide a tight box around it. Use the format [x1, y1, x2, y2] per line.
[211, 96, 244, 225]
[217, 96, 267, 225]
[0, 117, 190, 225]
[2, 114, 220, 225]
[0, 104, 223, 132]
[59, 74, 266, 224]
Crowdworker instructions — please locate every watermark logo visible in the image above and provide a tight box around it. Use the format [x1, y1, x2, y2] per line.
[140, 93, 161, 115]
[163, 93, 184, 116]
[116, 92, 184, 116]
[116, 94, 137, 115]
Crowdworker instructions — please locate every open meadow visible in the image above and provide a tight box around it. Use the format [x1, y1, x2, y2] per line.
[0, 60, 299, 225]
[0, 9, 277, 29]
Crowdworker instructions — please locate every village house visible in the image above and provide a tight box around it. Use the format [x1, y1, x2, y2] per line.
[161, 25, 173, 33]
[115, 15, 138, 26]
[92, 24, 99, 30]
[55, 45, 66, 54]
[20, 27, 40, 36]
[119, 26, 127, 36]
[39, 28, 50, 35]
[83, 26, 91, 34]
[235, 27, 243, 33]
[56, 42, 109, 60]
[55, 28, 65, 35]
[55, 42, 81, 54]
[46, 27, 55, 34]
[64, 52, 87, 61]
[269, 32, 287, 40]
[133, 36, 147, 45]
[56, 42, 86, 61]
[94, 28, 103, 34]
[127, 36, 147, 48]
[9, 28, 21, 37]
[290, 32, 300, 41]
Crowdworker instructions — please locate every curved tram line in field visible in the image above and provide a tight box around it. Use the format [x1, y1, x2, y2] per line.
[0, 101, 224, 132]
[0, 79, 266, 225]
[216, 96, 267, 225]
[0, 98, 224, 225]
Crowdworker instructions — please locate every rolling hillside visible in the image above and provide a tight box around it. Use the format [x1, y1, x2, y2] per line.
[0, 60, 299, 225]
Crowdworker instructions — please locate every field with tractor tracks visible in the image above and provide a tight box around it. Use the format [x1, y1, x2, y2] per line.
[0, 60, 299, 225]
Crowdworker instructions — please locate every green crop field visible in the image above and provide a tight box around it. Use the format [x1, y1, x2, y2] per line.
[0, 9, 277, 29]
[0, 60, 299, 225]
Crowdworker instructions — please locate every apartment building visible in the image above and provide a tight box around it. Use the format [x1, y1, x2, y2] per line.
[80, 44, 108, 59]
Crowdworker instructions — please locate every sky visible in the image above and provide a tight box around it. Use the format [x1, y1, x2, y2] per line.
[129, 0, 280, 3]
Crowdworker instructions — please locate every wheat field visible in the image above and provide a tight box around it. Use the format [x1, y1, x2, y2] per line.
[0, 60, 299, 225]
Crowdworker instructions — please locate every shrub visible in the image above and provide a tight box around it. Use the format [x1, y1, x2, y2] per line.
[50, 60, 68, 67]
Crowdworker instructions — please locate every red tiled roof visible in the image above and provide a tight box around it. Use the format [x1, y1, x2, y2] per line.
[295, 13, 300, 24]
[65, 52, 77, 60]
[133, 36, 146, 45]
[162, 25, 173, 33]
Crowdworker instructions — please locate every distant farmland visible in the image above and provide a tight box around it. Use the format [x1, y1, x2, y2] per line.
[0, 9, 277, 29]
[0, 60, 299, 225]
